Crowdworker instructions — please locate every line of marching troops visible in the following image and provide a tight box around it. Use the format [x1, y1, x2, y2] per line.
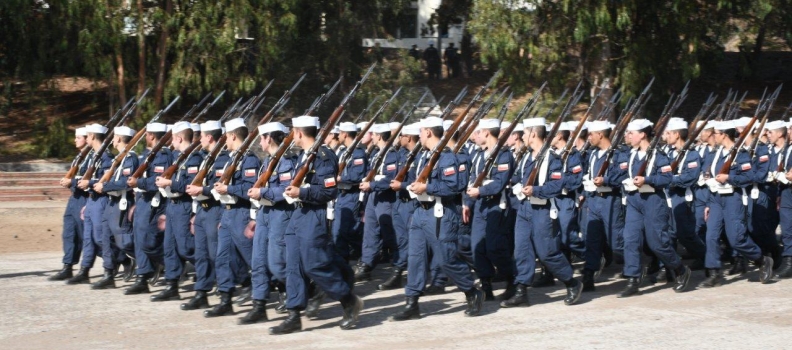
[48, 93, 792, 334]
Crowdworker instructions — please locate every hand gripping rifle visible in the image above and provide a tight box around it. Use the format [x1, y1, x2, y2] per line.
[99, 95, 177, 182]
[363, 90, 430, 183]
[471, 93, 525, 188]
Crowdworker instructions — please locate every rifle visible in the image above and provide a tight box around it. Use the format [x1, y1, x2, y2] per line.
[338, 87, 404, 173]
[523, 90, 571, 187]
[688, 92, 717, 136]
[672, 95, 719, 172]
[64, 89, 149, 179]
[216, 76, 306, 185]
[287, 65, 377, 192]
[594, 78, 655, 178]
[453, 86, 509, 153]
[635, 87, 689, 178]
[363, 90, 430, 183]
[560, 82, 609, 163]
[304, 77, 342, 116]
[391, 94, 457, 183]
[718, 85, 782, 175]
[129, 96, 195, 179]
[472, 91, 539, 188]
[414, 72, 500, 185]
[80, 101, 143, 181]
[99, 95, 177, 182]
[351, 96, 383, 125]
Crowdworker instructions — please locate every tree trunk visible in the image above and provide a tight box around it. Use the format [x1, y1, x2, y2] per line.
[461, 22, 473, 78]
[751, 16, 768, 78]
[115, 50, 127, 108]
[136, 0, 146, 117]
[154, 0, 173, 111]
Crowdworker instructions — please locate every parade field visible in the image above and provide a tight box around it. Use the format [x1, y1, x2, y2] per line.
[1, 201, 789, 350]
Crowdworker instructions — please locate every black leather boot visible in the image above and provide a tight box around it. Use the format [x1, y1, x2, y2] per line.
[498, 279, 517, 301]
[275, 282, 287, 314]
[181, 291, 210, 310]
[727, 256, 746, 276]
[499, 284, 529, 308]
[581, 269, 595, 292]
[354, 262, 372, 282]
[122, 258, 136, 282]
[531, 266, 555, 288]
[269, 310, 302, 335]
[480, 278, 495, 301]
[756, 256, 774, 284]
[91, 269, 116, 290]
[390, 296, 420, 321]
[124, 276, 150, 295]
[237, 299, 268, 325]
[234, 284, 251, 305]
[699, 269, 724, 288]
[377, 268, 403, 290]
[563, 278, 583, 305]
[339, 294, 364, 330]
[463, 288, 484, 317]
[617, 277, 641, 298]
[66, 267, 90, 285]
[304, 288, 326, 319]
[149, 263, 163, 286]
[672, 266, 691, 293]
[48, 264, 73, 281]
[424, 285, 446, 295]
[150, 280, 180, 301]
[774, 256, 792, 279]
[204, 291, 234, 317]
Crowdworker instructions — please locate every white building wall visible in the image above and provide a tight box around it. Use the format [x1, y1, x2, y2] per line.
[361, 0, 463, 50]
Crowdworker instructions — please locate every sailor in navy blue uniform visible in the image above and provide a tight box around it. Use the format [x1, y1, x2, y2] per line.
[466, 118, 515, 301]
[125, 122, 173, 295]
[68, 123, 113, 285]
[90, 126, 138, 289]
[150, 121, 203, 301]
[390, 116, 483, 321]
[270, 116, 363, 335]
[203, 118, 260, 317]
[332, 122, 367, 262]
[766, 121, 792, 278]
[50, 127, 91, 281]
[578, 121, 628, 291]
[501, 117, 582, 308]
[698, 120, 774, 288]
[181, 120, 227, 310]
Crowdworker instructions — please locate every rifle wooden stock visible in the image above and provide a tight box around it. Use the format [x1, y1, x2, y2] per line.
[524, 107, 567, 186]
[253, 134, 295, 188]
[472, 119, 520, 188]
[64, 145, 92, 179]
[131, 132, 173, 179]
[100, 128, 148, 183]
[394, 143, 422, 182]
[161, 140, 203, 180]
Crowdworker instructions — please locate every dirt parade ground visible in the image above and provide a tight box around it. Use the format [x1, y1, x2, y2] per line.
[0, 201, 791, 349]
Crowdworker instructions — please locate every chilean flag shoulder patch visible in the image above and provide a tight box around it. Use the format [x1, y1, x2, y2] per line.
[443, 167, 456, 176]
[619, 162, 628, 170]
[550, 172, 562, 180]
[187, 166, 198, 174]
[687, 162, 698, 169]
[661, 165, 672, 173]
[324, 177, 337, 188]
[386, 164, 397, 171]
[571, 165, 582, 174]
[459, 164, 466, 172]
[279, 172, 292, 181]
[759, 155, 769, 163]
[154, 166, 165, 173]
[244, 168, 256, 177]
[215, 170, 224, 177]
[741, 163, 752, 171]
[353, 158, 363, 165]
[122, 168, 131, 176]
[497, 163, 509, 171]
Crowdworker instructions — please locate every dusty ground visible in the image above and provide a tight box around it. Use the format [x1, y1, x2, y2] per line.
[1, 201, 791, 349]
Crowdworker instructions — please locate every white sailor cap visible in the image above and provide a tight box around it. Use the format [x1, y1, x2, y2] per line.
[522, 117, 546, 129]
[85, 123, 108, 134]
[191, 123, 201, 132]
[147, 122, 167, 133]
[428, 107, 443, 117]
[476, 119, 500, 131]
[588, 121, 613, 132]
[442, 120, 453, 131]
[258, 122, 288, 135]
[371, 123, 391, 133]
[559, 121, 579, 132]
[626, 119, 653, 131]
[421, 117, 444, 128]
[500, 121, 511, 130]
[292, 116, 319, 128]
[330, 126, 340, 134]
[224, 118, 247, 133]
[389, 122, 401, 130]
[171, 121, 192, 134]
[338, 122, 358, 132]
[401, 123, 420, 136]
[201, 120, 222, 132]
[765, 120, 787, 130]
[166, 124, 173, 132]
[75, 127, 87, 137]
[113, 126, 135, 137]
[356, 122, 368, 131]
[734, 116, 752, 129]
[714, 120, 736, 131]
[666, 118, 688, 131]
